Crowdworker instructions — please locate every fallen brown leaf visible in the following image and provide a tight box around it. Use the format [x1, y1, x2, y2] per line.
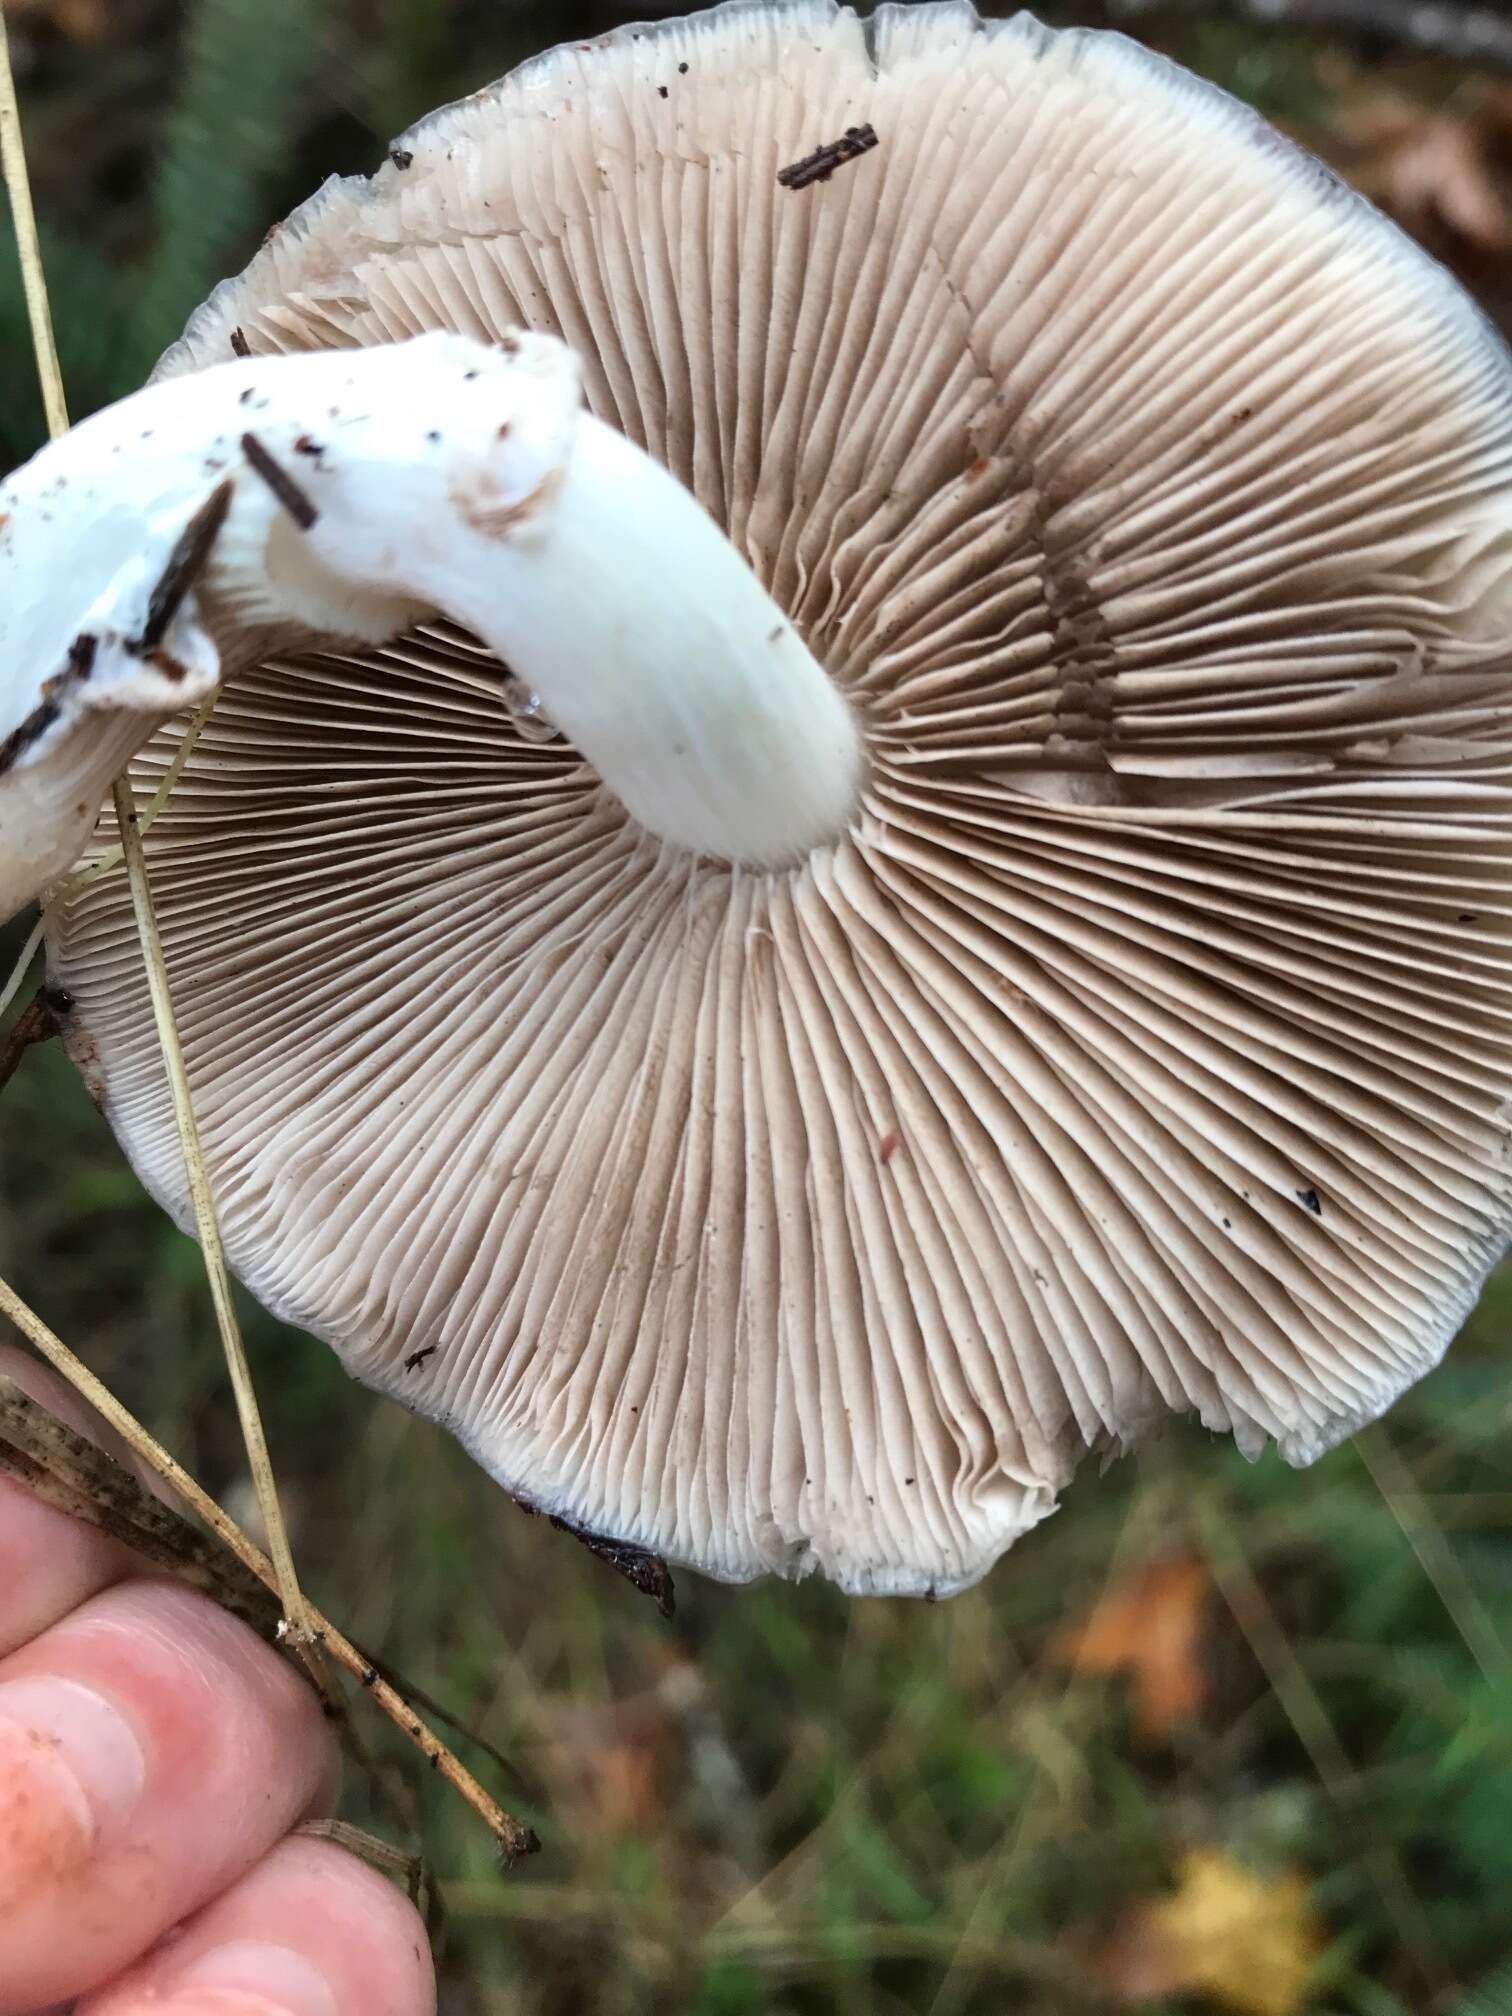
[541, 1691, 677, 1838]
[1333, 85, 1512, 255]
[1092, 1847, 1323, 2016]
[537, 1649, 761, 1884]
[1053, 1551, 1211, 1739]
[5, 0, 110, 43]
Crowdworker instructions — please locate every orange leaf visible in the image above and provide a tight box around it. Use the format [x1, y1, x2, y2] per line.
[1053, 1552, 1210, 1738]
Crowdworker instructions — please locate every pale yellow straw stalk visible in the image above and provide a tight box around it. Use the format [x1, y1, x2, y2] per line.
[0, 3, 318, 1665]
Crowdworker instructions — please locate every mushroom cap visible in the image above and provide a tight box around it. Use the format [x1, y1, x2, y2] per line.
[45, 0, 1512, 1593]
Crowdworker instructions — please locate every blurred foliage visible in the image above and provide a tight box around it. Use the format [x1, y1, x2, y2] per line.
[4, 2, 1512, 2013]
[0, 0, 637, 458]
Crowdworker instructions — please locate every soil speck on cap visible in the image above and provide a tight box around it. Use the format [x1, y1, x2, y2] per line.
[0, 1725, 93, 1909]
[230, 326, 251, 358]
[388, 146, 414, 170]
[455, 464, 562, 540]
[657, 83, 668, 97]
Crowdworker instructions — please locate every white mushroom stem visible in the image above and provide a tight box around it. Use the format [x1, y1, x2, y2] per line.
[417, 413, 863, 866]
[0, 331, 861, 922]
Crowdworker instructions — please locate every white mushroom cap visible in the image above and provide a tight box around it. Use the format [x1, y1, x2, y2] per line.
[38, 0, 1512, 1593]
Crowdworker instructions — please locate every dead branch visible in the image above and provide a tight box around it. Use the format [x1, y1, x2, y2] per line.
[0, 990, 55, 1099]
[1105, 0, 1512, 73]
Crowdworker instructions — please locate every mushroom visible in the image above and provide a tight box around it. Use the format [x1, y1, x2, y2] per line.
[15, 0, 1512, 1593]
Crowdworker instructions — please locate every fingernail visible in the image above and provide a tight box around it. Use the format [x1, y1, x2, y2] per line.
[0, 1677, 145, 1885]
[172, 1941, 337, 2016]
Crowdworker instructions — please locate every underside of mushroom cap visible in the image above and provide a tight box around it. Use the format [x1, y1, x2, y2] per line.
[45, 0, 1512, 1593]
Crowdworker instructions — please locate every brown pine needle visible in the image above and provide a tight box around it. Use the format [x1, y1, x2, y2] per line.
[0, 914, 44, 1023]
[0, 1370, 278, 1633]
[66, 695, 220, 896]
[0, 3, 314, 1674]
[0, 1368, 513, 1870]
[0, 9, 66, 440]
[111, 777, 322, 1670]
[0, 1275, 538, 1862]
[0, 4, 538, 1866]
[1358, 1429, 1511, 1689]
[296, 1819, 428, 1900]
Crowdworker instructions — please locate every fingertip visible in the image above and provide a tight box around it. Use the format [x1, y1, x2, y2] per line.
[80, 1837, 436, 2016]
[0, 1581, 341, 2011]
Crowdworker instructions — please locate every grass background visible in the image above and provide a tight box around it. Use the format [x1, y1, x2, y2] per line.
[3, 4, 1512, 2011]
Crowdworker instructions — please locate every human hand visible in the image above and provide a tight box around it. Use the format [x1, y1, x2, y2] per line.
[0, 1345, 436, 2015]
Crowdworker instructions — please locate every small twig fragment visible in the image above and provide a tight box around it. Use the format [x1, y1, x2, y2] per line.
[136, 479, 234, 652]
[777, 123, 878, 190]
[0, 1373, 279, 1633]
[0, 989, 56, 1100]
[240, 431, 318, 530]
